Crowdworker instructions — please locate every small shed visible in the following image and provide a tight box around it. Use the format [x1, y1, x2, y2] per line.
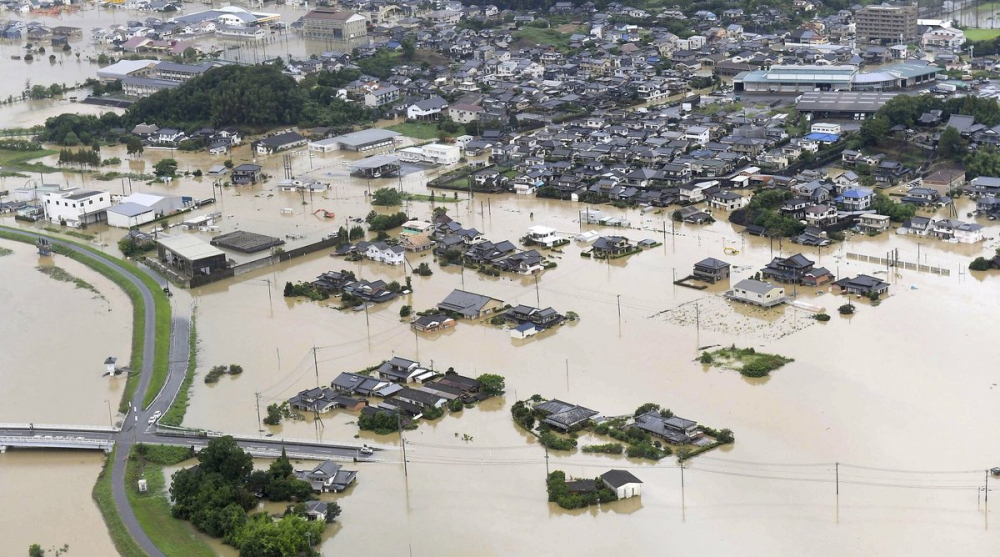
[600, 469, 643, 499]
[510, 322, 538, 339]
[104, 356, 117, 376]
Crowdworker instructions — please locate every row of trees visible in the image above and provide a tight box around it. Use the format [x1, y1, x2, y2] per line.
[169, 437, 335, 554]
[57, 148, 101, 167]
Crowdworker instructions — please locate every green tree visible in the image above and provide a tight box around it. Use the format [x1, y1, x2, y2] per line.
[126, 136, 143, 158]
[63, 131, 80, 146]
[154, 158, 178, 176]
[970, 257, 992, 271]
[263, 403, 282, 426]
[28, 544, 44, 557]
[371, 187, 403, 206]
[198, 436, 254, 482]
[401, 38, 416, 60]
[399, 305, 412, 318]
[859, 115, 890, 147]
[477, 373, 505, 396]
[270, 448, 293, 479]
[939, 126, 963, 160]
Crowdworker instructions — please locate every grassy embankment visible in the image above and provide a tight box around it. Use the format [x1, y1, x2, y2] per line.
[0, 146, 59, 176]
[92, 447, 149, 557]
[125, 445, 215, 557]
[0, 228, 171, 411]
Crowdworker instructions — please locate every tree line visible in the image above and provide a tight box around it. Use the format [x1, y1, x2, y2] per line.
[169, 436, 338, 555]
[38, 63, 383, 146]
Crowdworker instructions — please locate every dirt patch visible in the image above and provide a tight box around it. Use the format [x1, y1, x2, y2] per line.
[653, 294, 815, 342]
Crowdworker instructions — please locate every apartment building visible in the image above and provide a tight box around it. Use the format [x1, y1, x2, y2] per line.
[855, 4, 918, 46]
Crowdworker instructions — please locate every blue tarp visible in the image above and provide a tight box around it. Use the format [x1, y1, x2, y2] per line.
[804, 132, 840, 143]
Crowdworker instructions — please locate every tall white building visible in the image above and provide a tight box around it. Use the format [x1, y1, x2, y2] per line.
[42, 189, 111, 227]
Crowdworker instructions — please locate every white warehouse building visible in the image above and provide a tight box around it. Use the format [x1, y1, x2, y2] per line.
[42, 189, 112, 227]
[107, 192, 189, 228]
[398, 143, 461, 165]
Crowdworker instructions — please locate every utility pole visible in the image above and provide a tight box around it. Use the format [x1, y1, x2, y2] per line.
[544, 443, 550, 476]
[534, 273, 540, 307]
[987, 469, 990, 503]
[835, 462, 840, 495]
[364, 301, 371, 341]
[255, 392, 263, 433]
[264, 278, 273, 313]
[398, 411, 408, 477]
[616, 294, 622, 332]
[103, 399, 112, 428]
[312, 346, 319, 388]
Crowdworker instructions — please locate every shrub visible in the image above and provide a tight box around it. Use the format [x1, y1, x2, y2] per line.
[814, 313, 831, 321]
[625, 442, 668, 460]
[415, 262, 433, 276]
[838, 304, 855, 315]
[699, 351, 713, 364]
[970, 257, 992, 271]
[538, 430, 577, 451]
[581, 443, 624, 455]
[399, 305, 412, 318]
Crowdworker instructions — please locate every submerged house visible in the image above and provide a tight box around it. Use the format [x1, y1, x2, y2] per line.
[533, 399, 599, 431]
[761, 253, 831, 285]
[833, 274, 889, 297]
[632, 411, 702, 445]
[294, 460, 357, 493]
[692, 257, 730, 283]
[437, 289, 505, 319]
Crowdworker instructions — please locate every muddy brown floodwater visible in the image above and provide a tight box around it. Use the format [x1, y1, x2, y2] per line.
[3, 70, 1000, 554]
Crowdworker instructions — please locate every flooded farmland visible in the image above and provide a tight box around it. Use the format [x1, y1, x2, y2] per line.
[2, 22, 1000, 553]
[0, 451, 117, 555]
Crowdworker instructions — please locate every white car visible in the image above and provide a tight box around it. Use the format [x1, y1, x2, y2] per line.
[148, 415, 157, 425]
[153, 410, 162, 419]
[359, 446, 374, 456]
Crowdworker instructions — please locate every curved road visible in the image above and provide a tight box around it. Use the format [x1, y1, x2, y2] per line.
[1, 227, 165, 557]
[1, 226, 382, 557]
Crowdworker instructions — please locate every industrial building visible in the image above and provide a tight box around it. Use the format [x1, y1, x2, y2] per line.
[107, 193, 189, 228]
[351, 154, 401, 178]
[301, 9, 367, 40]
[41, 189, 111, 227]
[398, 143, 461, 165]
[795, 91, 899, 118]
[855, 3, 918, 46]
[308, 129, 400, 153]
[156, 234, 229, 277]
[735, 62, 938, 93]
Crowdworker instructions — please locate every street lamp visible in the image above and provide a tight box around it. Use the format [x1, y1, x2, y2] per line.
[103, 399, 113, 428]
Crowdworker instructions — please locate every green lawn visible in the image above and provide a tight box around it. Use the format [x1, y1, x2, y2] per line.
[512, 26, 578, 51]
[387, 121, 464, 140]
[126, 447, 215, 557]
[0, 147, 59, 175]
[92, 448, 149, 557]
[964, 28, 1000, 41]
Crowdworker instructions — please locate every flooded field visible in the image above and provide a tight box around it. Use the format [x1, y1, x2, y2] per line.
[0, 451, 117, 556]
[0, 238, 130, 425]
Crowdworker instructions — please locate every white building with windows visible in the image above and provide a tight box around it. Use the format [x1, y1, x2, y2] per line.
[42, 189, 111, 226]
